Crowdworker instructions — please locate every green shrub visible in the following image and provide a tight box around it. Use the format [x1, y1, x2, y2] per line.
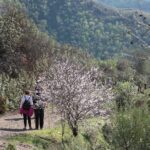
[110, 107, 150, 150]
[0, 97, 7, 114]
[115, 82, 136, 111]
[102, 123, 113, 145]
[6, 143, 16, 150]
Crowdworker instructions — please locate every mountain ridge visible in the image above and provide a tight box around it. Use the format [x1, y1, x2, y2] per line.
[20, 0, 150, 58]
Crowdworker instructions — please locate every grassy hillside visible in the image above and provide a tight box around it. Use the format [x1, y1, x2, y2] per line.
[0, 1, 150, 150]
[20, 0, 150, 58]
[6, 117, 109, 150]
[0, 0, 55, 111]
[0, 0, 99, 112]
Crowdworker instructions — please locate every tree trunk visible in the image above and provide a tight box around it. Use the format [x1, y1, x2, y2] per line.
[144, 84, 147, 89]
[72, 127, 78, 137]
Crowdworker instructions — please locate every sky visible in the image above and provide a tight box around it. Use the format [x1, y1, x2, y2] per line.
[96, 0, 150, 12]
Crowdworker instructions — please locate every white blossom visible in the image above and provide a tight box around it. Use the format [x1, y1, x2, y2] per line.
[47, 58, 113, 121]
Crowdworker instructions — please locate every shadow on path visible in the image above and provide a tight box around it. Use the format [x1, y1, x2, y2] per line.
[5, 117, 35, 121]
[0, 128, 26, 132]
[5, 118, 23, 121]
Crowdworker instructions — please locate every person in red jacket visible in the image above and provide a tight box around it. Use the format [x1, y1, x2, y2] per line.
[20, 90, 33, 130]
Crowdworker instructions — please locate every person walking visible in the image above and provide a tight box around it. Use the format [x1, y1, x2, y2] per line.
[35, 81, 43, 95]
[19, 90, 33, 130]
[33, 94, 46, 130]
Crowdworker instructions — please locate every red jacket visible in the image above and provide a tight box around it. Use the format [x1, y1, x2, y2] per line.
[19, 107, 33, 117]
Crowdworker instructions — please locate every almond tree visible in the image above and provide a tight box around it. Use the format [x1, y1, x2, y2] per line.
[47, 58, 113, 136]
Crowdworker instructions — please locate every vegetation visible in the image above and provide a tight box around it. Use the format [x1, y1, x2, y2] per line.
[111, 107, 150, 150]
[0, 0, 54, 111]
[7, 117, 109, 150]
[47, 57, 113, 137]
[0, 0, 150, 149]
[103, 89, 150, 150]
[20, 0, 150, 58]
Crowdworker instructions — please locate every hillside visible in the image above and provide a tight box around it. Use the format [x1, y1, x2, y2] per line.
[0, 1, 150, 150]
[0, 0, 57, 111]
[0, 0, 99, 111]
[20, 0, 150, 58]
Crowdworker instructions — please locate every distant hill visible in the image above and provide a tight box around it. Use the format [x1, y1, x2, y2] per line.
[20, 0, 150, 58]
[96, 0, 150, 12]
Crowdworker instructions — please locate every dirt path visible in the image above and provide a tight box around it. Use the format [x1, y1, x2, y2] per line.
[0, 107, 60, 149]
[0, 76, 61, 149]
[0, 108, 60, 139]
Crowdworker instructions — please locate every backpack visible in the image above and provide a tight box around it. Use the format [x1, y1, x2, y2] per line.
[35, 99, 44, 109]
[22, 96, 31, 110]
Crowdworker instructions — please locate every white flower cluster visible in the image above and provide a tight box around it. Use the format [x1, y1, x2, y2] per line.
[46, 58, 113, 121]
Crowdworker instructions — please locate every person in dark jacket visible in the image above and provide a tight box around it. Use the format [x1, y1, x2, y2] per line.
[33, 94, 46, 129]
[35, 81, 43, 95]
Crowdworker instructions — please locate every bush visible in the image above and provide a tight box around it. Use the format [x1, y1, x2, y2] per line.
[115, 82, 136, 111]
[0, 97, 7, 114]
[6, 143, 16, 150]
[102, 123, 113, 145]
[110, 107, 150, 150]
[116, 59, 129, 71]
